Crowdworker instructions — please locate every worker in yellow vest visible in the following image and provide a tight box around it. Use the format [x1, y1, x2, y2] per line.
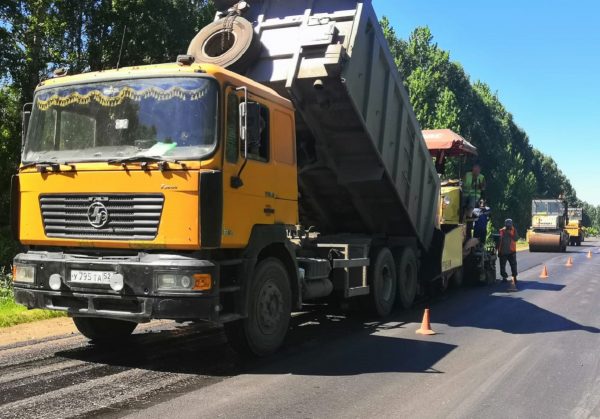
[463, 163, 486, 220]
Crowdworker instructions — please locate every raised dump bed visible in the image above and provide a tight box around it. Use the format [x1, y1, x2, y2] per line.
[205, 0, 440, 249]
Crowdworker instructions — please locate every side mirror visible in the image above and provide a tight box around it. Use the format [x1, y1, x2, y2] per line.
[239, 101, 261, 159]
[21, 103, 32, 146]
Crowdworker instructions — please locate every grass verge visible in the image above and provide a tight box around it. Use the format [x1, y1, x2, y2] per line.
[0, 298, 65, 328]
[516, 239, 529, 252]
[1, 269, 66, 328]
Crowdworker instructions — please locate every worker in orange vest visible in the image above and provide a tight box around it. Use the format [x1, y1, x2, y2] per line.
[498, 218, 518, 283]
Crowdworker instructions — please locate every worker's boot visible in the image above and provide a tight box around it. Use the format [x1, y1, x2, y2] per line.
[507, 276, 518, 292]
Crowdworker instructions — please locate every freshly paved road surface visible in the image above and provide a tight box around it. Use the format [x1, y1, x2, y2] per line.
[1, 242, 599, 419]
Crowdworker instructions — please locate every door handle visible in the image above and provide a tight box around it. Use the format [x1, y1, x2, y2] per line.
[264, 207, 275, 215]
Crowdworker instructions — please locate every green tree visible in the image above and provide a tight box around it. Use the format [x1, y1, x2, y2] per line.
[381, 20, 580, 231]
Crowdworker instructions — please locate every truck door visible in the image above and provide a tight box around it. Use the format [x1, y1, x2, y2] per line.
[221, 87, 276, 248]
[269, 108, 298, 226]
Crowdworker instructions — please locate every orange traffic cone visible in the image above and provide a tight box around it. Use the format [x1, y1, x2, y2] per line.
[416, 309, 436, 335]
[566, 257, 573, 267]
[587, 251, 592, 259]
[507, 277, 518, 292]
[539, 265, 549, 279]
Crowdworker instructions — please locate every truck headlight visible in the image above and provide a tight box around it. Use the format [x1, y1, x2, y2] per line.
[157, 273, 212, 291]
[13, 265, 35, 284]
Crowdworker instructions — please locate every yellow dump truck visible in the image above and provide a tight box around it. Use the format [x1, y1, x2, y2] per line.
[11, 0, 489, 355]
[566, 208, 584, 246]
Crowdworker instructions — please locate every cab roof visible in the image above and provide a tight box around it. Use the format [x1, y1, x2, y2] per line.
[422, 129, 478, 157]
[37, 62, 293, 109]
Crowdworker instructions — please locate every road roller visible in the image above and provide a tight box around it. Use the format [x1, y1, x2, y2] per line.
[528, 199, 569, 252]
[566, 207, 584, 246]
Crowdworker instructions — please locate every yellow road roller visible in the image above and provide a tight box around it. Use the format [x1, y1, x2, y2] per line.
[528, 199, 569, 252]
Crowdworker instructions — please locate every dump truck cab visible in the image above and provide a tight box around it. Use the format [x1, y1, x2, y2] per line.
[12, 63, 300, 338]
[566, 207, 584, 246]
[528, 199, 569, 252]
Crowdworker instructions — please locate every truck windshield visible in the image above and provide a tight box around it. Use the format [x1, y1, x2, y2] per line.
[23, 77, 218, 164]
[532, 200, 563, 215]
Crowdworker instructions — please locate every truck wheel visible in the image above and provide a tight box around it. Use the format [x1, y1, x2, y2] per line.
[396, 247, 418, 309]
[438, 274, 450, 293]
[72, 317, 137, 343]
[225, 258, 291, 357]
[187, 16, 260, 73]
[368, 247, 397, 317]
[577, 237, 582, 246]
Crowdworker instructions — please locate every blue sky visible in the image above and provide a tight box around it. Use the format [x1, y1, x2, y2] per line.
[373, 0, 600, 205]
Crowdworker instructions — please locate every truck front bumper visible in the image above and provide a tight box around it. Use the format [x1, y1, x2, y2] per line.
[12, 251, 221, 323]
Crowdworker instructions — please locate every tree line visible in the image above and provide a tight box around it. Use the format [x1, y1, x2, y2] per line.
[0, 2, 597, 267]
[381, 19, 600, 232]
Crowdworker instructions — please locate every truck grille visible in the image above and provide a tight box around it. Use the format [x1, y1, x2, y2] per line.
[40, 194, 164, 240]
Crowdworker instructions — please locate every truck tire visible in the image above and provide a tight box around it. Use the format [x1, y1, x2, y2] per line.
[225, 258, 291, 357]
[73, 317, 137, 343]
[396, 247, 418, 309]
[187, 16, 260, 73]
[368, 247, 397, 317]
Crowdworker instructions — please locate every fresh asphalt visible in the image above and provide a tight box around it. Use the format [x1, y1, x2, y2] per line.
[1, 242, 599, 419]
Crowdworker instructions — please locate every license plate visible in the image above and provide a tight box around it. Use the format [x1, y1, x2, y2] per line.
[70, 270, 114, 285]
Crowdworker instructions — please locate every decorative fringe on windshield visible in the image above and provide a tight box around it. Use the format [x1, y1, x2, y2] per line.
[36, 85, 209, 110]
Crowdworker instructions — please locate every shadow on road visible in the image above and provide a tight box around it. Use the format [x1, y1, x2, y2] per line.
[255, 310, 456, 376]
[55, 307, 456, 378]
[446, 296, 600, 335]
[516, 281, 565, 291]
[436, 280, 600, 335]
[55, 276, 598, 380]
[56, 323, 239, 376]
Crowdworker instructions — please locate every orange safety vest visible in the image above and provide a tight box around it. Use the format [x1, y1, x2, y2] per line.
[498, 227, 517, 255]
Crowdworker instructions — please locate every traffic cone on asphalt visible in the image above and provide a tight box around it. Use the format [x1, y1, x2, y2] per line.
[566, 257, 574, 267]
[507, 277, 518, 292]
[587, 251, 592, 259]
[416, 309, 436, 335]
[540, 265, 549, 279]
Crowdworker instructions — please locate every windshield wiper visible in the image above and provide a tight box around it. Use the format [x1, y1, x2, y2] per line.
[107, 155, 187, 171]
[20, 161, 76, 172]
